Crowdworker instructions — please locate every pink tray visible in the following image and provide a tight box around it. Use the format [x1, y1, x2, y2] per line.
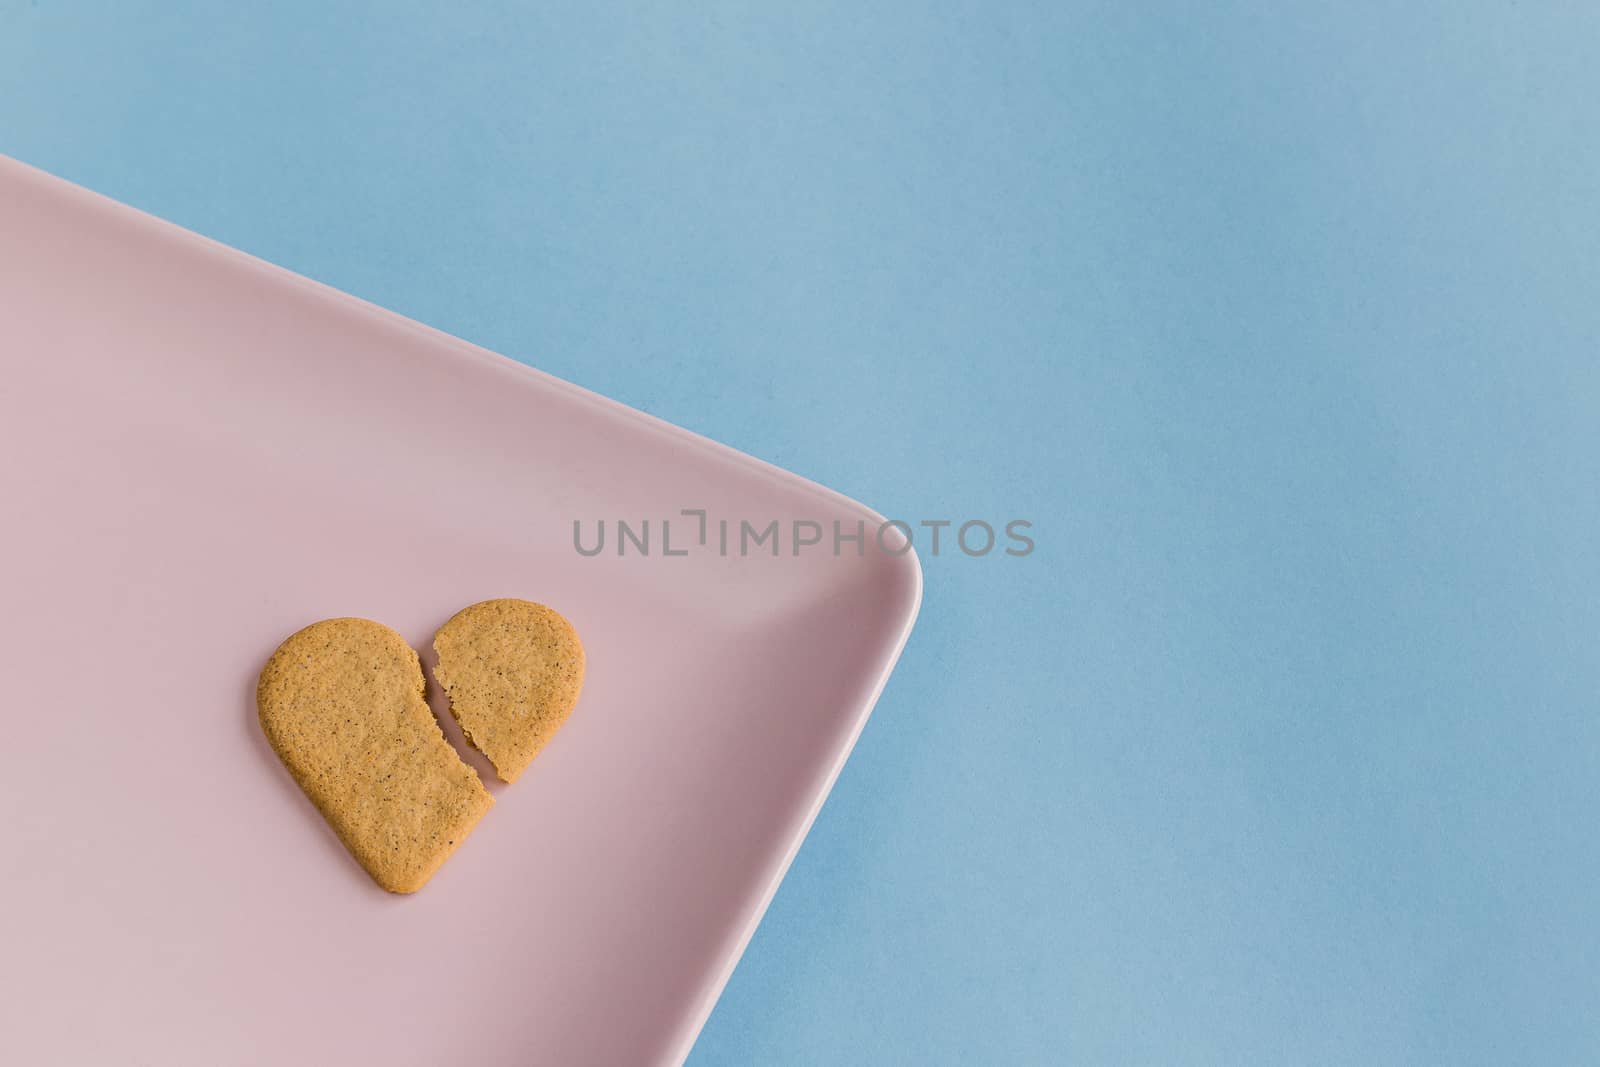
[0, 156, 920, 1065]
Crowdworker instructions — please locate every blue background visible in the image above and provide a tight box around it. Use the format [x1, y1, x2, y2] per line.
[6, 4, 1598, 1063]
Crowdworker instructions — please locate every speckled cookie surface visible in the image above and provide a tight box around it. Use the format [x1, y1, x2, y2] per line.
[432, 599, 586, 784]
[257, 617, 493, 893]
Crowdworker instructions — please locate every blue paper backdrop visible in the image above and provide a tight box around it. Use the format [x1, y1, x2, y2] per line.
[6, 4, 1598, 1063]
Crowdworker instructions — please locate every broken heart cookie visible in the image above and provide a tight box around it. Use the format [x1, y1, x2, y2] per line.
[433, 599, 585, 784]
[257, 617, 493, 893]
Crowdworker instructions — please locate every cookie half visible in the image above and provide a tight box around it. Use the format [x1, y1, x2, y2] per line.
[257, 617, 493, 893]
[432, 599, 585, 784]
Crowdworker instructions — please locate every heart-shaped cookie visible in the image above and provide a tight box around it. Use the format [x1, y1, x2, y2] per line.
[257, 617, 493, 893]
[433, 599, 586, 784]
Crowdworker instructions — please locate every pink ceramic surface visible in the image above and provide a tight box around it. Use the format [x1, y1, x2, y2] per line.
[0, 156, 920, 1065]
